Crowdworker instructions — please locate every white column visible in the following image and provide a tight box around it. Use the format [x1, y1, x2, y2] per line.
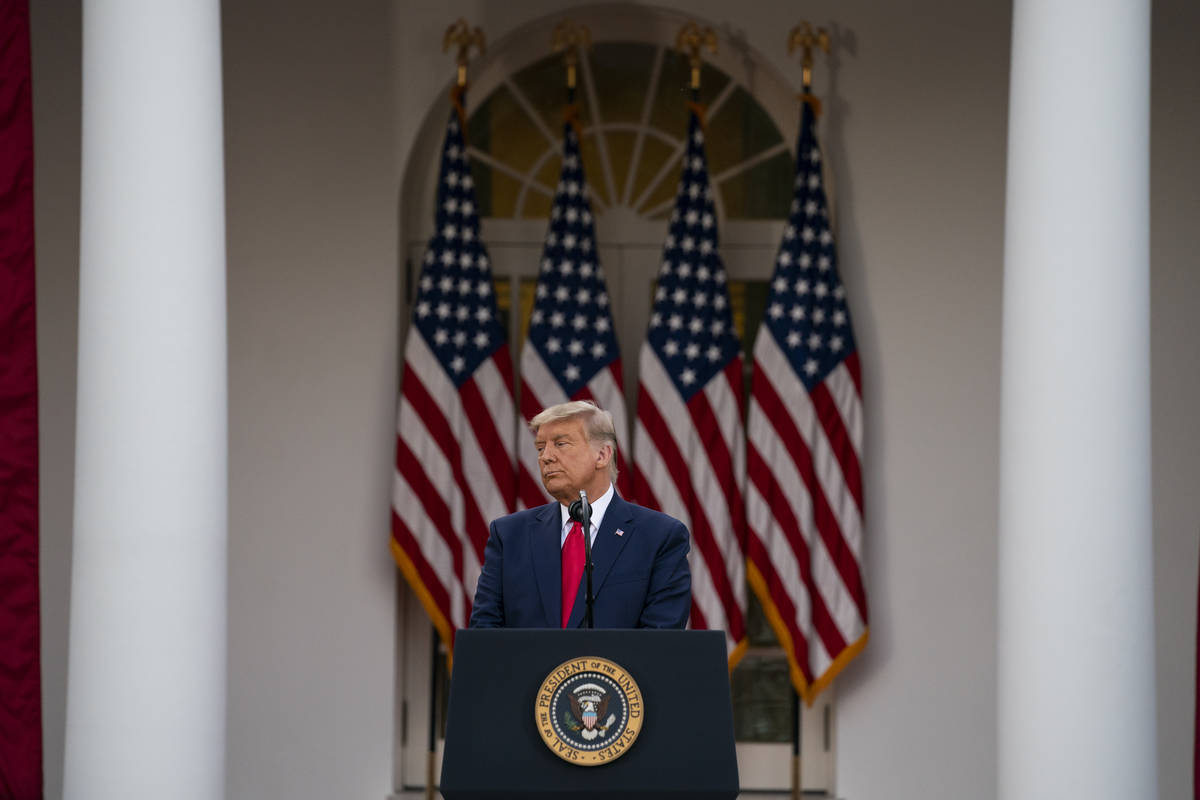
[64, 2, 227, 798]
[998, 1, 1155, 799]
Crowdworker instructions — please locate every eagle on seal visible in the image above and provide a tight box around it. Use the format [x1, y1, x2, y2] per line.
[567, 683, 616, 740]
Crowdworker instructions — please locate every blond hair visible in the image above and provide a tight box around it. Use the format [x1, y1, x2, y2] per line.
[529, 400, 619, 484]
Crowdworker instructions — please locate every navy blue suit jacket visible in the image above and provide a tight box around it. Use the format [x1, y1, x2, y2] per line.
[468, 493, 691, 629]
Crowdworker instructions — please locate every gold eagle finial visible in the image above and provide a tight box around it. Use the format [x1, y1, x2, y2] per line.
[551, 21, 592, 90]
[787, 22, 831, 89]
[675, 22, 718, 89]
[443, 18, 486, 87]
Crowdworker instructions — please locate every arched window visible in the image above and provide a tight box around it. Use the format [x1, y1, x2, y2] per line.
[466, 41, 793, 222]
[396, 7, 837, 795]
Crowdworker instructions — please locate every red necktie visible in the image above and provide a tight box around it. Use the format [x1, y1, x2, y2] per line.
[561, 521, 585, 627]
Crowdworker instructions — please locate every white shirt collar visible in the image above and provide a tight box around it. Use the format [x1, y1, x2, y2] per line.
[559, 483, 614, 547]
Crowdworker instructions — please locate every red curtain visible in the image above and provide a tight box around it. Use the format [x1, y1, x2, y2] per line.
[0, 0, 42, 797]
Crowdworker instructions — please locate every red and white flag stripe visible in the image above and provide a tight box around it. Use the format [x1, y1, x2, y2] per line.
[747, 329, 867, 702]
[635, 349, 748, 661]
[392, 330, 516, 641]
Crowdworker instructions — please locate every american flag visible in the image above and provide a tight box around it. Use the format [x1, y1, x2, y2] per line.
[745, 98, 868, 704]
[519, 107, 631, 502]
[633, 107, 748, 664]
[391, 94, 517, 658]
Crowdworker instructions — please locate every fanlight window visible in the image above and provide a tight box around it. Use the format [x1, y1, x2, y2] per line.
[465, 42, 794, 222]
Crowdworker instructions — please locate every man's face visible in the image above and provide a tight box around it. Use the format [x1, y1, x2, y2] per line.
[533, 417, 610, 504]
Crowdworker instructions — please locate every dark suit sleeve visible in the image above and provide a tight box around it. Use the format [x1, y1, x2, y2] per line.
[468, 520, 505, 628]
[637, 518, 691, 629]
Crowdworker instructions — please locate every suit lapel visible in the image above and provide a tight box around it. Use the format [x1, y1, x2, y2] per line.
[530, 503, 563, 628]
[566, 493, 634, 628]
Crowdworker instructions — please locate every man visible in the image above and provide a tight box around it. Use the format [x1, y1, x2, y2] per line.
[469, 401, 691, 629]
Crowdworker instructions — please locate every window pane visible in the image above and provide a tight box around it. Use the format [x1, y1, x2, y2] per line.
[534, 154, 563, 190]
[522, 186, 554, 220]
[478, 169, 521, 219]
[728, 279, 769, 405]
[512, 54, 592, 138]
[494, 277, 512, 337]
[517, 278, 536, 350]
[524, 155, 563, 219]
[726, 278, 769, 348]
[719, 150, 794, 219]
[468, 82, 545, 218]
[630, 135, 680, 211]
[649, 53, 729, 138]
[731, 279, 769, 354]
[636, 155, 681, 216]
[588, 42, 656, 124]
[706, 86, 785, 175]
[746, 583, 781, 647]
[579, 133, 611, 206]
[731, 653, 793, 743]
[468, 84, 547, 175]
[603, 131, 637, 205]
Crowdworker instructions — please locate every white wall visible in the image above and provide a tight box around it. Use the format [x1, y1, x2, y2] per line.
[221, 1, 399, 797]
[29, 0, 1198, 798]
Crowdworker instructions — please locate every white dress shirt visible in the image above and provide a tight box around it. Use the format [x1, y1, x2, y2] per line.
[558, 482, 614, 548]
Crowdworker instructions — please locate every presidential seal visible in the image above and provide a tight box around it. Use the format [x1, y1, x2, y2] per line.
[534, 656, 643, 766]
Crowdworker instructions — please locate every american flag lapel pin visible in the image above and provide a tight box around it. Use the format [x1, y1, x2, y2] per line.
[615, 528, 625, 537]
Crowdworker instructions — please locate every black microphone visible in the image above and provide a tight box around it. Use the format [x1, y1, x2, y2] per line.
[570, 490, 595, 629]
[568, 497, 590, 523]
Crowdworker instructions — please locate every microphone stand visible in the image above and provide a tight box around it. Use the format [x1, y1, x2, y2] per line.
[579, 490, 595, 629]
